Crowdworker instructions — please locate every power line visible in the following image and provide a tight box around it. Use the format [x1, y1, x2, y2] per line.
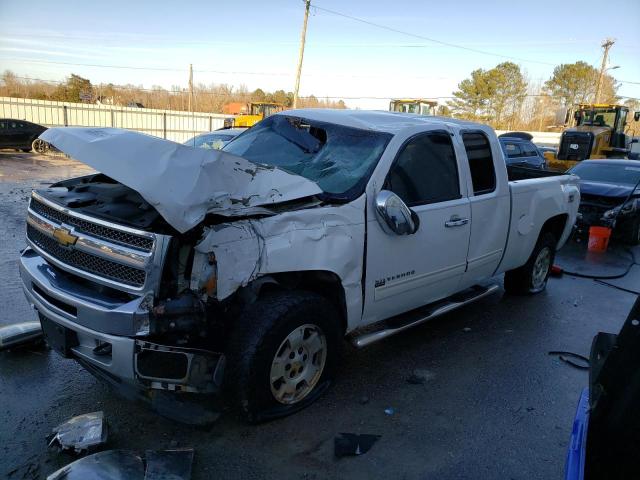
[308, 2, 557, 66]
[10, 55, 637, 88]
[0, 57, 451, 80]
[10, 74, 639, 102]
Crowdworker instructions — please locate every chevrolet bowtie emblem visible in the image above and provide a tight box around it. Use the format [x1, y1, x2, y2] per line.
[53, 227, 78, 247]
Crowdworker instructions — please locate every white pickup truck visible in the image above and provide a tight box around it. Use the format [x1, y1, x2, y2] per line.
[20, 110, 579, 422]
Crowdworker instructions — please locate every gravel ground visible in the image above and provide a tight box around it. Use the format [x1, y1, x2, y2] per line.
[1, 151, 638, 479]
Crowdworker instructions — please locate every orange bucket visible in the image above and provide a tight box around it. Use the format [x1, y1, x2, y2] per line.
[588, 226, 612, 253]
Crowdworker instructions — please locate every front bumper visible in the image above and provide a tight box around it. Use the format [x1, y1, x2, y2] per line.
[20, 248, 225, 422]
[20, 248, 140, 384]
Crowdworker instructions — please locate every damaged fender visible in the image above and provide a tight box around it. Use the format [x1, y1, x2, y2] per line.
[192, 196, 367, 330]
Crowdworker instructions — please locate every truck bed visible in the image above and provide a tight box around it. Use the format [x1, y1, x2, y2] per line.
[507, 164, 566, 181]
[497, 169, 580, 274]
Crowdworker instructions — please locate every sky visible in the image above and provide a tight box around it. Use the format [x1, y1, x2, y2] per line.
[0, 0, 639, 109]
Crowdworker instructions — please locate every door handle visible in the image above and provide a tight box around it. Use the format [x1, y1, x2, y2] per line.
[445, 216, 469, 228]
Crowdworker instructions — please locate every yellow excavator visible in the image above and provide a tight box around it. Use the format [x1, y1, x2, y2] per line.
[546, 103, 640, 170]
[223, 102, 286, 128]
[389, 99, 438, 116]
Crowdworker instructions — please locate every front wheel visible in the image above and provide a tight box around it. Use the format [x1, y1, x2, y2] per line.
[225, 290, 341, 423]
[504, 232, 556, 295]
[32, 138, 49, 154]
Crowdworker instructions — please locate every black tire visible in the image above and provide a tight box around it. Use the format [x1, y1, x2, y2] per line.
[504, 232, 556, 295]
[225, 290, 341, 423]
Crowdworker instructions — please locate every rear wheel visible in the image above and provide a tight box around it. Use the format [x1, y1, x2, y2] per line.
[504, 232, 556, 295]
[225, 290, 341, 423]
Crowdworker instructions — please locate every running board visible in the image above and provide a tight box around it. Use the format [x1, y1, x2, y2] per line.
[350, 284, 500, 349]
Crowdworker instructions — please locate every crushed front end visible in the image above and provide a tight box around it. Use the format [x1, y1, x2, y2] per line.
[19, 185, 227, 423]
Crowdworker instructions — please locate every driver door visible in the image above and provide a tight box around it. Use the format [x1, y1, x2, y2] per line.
[363, 130, 471, 324]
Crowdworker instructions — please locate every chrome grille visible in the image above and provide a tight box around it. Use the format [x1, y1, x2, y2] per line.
[30, 197, 154, 252]
[27, 224, 146, 287]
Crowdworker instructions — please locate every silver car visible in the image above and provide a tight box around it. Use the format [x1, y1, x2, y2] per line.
[183, 128, 246, 150]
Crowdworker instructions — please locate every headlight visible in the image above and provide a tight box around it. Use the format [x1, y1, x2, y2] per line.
[603, 199, 638, 219]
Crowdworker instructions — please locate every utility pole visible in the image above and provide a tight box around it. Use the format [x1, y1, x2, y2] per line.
[595, 38, 615, 104]
[188, 63, 194, 112]
[293, 0, 311, 109]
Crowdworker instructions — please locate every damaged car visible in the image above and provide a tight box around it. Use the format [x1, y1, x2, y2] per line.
[569, 159, 640, 245]
[20, 110, 579, 422]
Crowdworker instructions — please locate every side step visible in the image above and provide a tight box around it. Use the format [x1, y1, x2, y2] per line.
[350, 284, 500, 349]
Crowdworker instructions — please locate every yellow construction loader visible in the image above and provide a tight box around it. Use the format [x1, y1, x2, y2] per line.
[546, 103, 639, 170]
[389, 99, 437, 116]
[223, 102, 286, 128]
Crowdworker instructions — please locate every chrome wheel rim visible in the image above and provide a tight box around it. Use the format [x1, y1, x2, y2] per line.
[532, 247, 552, 290]
[270, 324, 327, 405]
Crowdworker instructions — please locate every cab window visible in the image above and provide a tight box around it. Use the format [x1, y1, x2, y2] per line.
[385, 131, 460, 206]
[503, 142, 522, 158]
[521, 142, 539, 157]
[463, 132, 497, 195]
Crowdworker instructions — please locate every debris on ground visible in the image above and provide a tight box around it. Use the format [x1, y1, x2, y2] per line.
[0, 321, 43, 351]
[463, 327, 472, 332]
[47, 450, 144, 480]
[406, 369, 435, 385]
[548, 350, 590, 370]
[45, 448, 195, 480]
[47, 411, 107, 454]
[334, 433, 380, 458]
[384, 408, 394, 416]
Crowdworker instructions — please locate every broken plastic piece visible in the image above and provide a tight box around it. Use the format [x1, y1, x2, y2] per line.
[0, 321, 43, 351]
[45, 448, 194, 480]
[384, 407, 394, 415]
[549, 350, 590, 370]
[46, 450, 144, 480]
[48, 411, 107, 453]
[334, 433, 380, 458]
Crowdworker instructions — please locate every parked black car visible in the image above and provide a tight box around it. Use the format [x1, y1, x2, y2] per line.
[569, 159, 640, 244]
[0, 119, 47, 152]
[498, 132, 547, 169]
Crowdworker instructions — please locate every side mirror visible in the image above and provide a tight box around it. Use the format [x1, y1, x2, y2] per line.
[375, 190, 419, 235]
[634, 112, 640, 122]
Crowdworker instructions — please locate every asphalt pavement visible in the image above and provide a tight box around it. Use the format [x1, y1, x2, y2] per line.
[1, 151, 638, 479]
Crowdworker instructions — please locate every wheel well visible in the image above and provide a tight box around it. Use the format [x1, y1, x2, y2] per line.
[540, 214, 568, 247]
[249, 271, 348, 334]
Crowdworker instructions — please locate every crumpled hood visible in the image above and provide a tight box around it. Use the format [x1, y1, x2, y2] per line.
[40, 127, 322, 233]
[578, 180, 636, 200]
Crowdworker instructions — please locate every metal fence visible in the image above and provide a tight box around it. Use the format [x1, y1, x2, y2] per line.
[0, 97, 232, 143]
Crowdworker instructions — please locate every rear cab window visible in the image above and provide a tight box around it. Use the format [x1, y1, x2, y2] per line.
[462, 132, 496, 195]
[521, 142, 539, 157]
[503, 142, 522, 158]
